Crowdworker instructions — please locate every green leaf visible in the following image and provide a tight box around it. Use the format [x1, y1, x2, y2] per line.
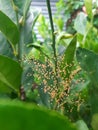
[13, 0, 26, 15]
[76, 120, 89, 130]
[56, 31, 73, 43]
[74, 12, 87, 35]
[27, 48, 40, 60]
[23, 0, 32, 21]
[84, 0, 92, 19]
[13, 0, 32, 17]
[76, 47, 98, 113]
[91, 113, 98, 130]
[0, 0, 16, 22]
[0, 55, 22, 93]
[32, 12, 41, 35]
[19, 7, 35, 56]
[53, 17, 64, 31]
[60, 35, 77, 79]
[0, 32, 14, 57]
[27, 42, 42, 48]
[27, 42, 52, 61]
[76, 47, 98, 87]
[0, 11, 19, 47]
[0, 100, 77, 130]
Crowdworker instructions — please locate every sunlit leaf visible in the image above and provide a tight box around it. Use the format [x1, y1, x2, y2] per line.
[27, 48, 40, 60]
[84, 0, 92, 19]
[56, 31, 73, 43]
[27, 42, 42, 48]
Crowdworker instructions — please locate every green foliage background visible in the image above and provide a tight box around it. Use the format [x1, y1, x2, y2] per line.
[0, 0, 98, 130]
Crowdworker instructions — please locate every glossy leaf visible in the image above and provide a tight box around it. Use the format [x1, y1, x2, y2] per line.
[27, 42, 42, 48]
[0, 11, 19, 47]
[0, 100, 77, 130]
[84, 0, 92, 19]
[27, 48, 40, 60]
[76, 120, 89, 130]
[0, 0, 16, 22]
[74, 12, 87, 35]
[56, 31, 73, 43]
[60, 35, 77, 79]
[0, 55, 22, 93]
[0, 32, 14, 57]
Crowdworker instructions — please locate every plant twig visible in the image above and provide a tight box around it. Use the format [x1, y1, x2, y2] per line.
[11, 0, 22, 62]
[46, 0, 56, 56]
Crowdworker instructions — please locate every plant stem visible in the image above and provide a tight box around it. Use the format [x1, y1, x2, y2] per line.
[18, 26, 23, 63]
[15, 11, 19, 28]
[16, 16, 23, 63]
[15, 10, 22, 61]
[46, 0, 56, 56]
[46, 0, 59, 88]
